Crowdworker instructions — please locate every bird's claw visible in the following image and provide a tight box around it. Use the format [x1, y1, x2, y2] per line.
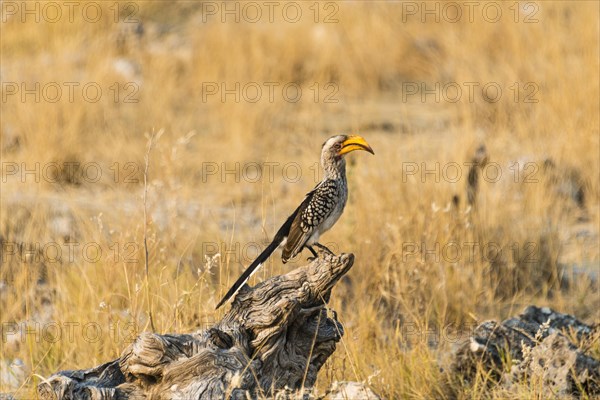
[314, 243, 335, 256]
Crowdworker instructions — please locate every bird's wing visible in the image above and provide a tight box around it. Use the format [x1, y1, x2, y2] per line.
[282, 180, 339, 262]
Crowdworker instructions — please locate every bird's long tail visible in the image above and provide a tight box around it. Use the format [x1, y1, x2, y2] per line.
[215, 239, 279, 309]
[215, 210, 298, 309]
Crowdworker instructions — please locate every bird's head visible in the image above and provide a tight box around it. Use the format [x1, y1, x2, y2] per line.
[321, 135, 374, 176]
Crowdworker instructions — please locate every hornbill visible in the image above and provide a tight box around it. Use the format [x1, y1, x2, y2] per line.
[215, 135, 374, 309]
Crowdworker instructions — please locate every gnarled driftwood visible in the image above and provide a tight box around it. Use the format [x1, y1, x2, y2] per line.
[38, 250, 354, 399]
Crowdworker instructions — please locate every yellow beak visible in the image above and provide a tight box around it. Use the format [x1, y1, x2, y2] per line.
[338, 135, 375, 156]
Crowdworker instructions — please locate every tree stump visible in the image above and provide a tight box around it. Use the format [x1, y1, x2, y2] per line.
[37, 251, 355, 399]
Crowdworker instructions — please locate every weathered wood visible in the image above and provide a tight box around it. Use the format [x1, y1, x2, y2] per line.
[37, 250, 354, 399]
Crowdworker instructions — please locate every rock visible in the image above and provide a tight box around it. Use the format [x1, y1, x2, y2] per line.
[453, 306, 599, 397]
[0, 359, 27, 390]
[324, 381, 381, 400]
[505, 332, 596, 397]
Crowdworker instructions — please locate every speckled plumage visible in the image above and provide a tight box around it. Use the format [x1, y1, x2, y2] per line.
[282, 173, 347, 262]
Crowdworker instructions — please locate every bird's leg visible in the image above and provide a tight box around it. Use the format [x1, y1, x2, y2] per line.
[314, 242, 335, 256]
[306, 245, 318, 261]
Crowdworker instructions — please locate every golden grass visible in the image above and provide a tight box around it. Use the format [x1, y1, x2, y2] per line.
[1, 1, 599, 398]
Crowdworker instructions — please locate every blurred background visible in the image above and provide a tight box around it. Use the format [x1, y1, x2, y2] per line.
[1, 1, 599, 397]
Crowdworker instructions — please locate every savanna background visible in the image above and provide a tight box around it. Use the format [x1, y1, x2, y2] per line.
[1, 1, 599, 398]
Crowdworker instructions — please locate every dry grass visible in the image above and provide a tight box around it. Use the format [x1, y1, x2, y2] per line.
[1, 1, 599, 398]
